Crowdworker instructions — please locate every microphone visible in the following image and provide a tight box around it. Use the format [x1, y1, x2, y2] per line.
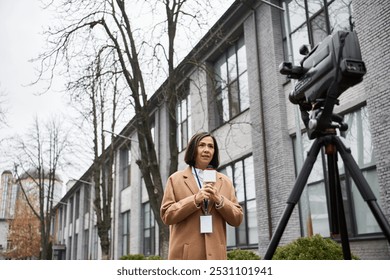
[203, 165, 216, 183]
[203, 165, 216, 214]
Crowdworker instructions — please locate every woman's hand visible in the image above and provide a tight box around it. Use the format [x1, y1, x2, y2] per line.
[197, 183, 222, 205]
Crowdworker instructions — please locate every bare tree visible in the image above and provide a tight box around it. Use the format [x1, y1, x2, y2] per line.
[67, 48, 127, 259]
[37, 0, 229, 259]
[12, 116, 71, 259]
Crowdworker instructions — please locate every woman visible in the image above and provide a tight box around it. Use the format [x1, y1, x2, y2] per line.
[160, 132, 243, 260]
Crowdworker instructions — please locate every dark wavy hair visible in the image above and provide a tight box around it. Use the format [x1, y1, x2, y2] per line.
[184, 132, 220, 168]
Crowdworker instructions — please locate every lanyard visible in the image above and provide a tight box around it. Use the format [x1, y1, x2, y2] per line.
[193, 167, 202, 189]
[193, 167, 209, 214]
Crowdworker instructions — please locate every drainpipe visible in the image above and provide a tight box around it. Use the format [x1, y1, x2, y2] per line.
[251, 5, 273, 240]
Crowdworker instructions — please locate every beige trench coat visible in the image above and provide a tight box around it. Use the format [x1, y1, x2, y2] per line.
[160, 166, 243, 260]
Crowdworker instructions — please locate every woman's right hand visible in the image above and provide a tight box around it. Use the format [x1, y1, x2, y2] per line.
[195, 188, 210, 205]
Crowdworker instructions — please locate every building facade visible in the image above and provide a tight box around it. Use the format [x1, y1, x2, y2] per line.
[51, 0, 390, 260]
[0, 168, 63, 259]
[0, 171, 17, 260]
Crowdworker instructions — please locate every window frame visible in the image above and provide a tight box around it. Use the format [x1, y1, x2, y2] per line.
[121, 210, 131, 256]
[119, 145, 131, 190]
[142, 202, 155, 256]
[219, 154, 257, 249]
[176, 88, 192, 152]
[212, 35, 249, 128]
[283, 0, 354, 65]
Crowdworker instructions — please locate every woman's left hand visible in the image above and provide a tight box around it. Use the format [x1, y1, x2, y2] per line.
[203, 183, 223, 204]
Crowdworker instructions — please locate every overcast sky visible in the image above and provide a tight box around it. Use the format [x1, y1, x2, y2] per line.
[0, 0, 234, 180]
[0, 0, 69, 137]
[0, 0, 80, 182]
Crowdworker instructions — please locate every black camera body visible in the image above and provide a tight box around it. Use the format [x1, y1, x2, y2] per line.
[280, 31, 366, 139]
[281, 31, 366, 107]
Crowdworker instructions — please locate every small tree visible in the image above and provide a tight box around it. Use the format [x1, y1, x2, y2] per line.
[11, 116, 72, 259]
[6, 192, 41, 259]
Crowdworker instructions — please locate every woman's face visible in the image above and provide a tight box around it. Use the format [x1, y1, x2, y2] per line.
[195, 136, 215, 170]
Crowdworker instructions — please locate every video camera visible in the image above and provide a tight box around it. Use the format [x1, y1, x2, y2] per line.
[280, 31, 366, 139]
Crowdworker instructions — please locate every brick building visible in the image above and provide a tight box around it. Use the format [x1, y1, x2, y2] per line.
[51, 0, 390, 260]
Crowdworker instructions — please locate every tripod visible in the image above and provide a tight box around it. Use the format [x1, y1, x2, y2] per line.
[263, 128, 390, 260]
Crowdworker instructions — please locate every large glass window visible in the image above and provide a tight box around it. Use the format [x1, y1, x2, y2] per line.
[69, 196, 74, 223]
[340, 107, 380, 235]
[63, 204, 67, 227]
[75, 190, 80, 220]
[284, 0, 353, 65]
[176, 92, 192, 151]
[92, 225, 98, 259]
[293, 106, 381, 238]
[83, 229, 89, 259]
[84, 185, 90, 214]
[122, 211, 131, 256]
[73, 233, 78, 260]
[68, 236, 72, 260]
[213, 36, 249, 127]
[220, 155, 257, 248]
[119, 146, 131, 189]
[142, 202, 155, 256]
[0, 174, 9, 218]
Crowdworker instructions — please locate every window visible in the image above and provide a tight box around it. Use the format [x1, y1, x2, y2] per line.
[119, 146, 131, 189]
[63, 204, 67, 226]
[122, 211, 131, 256]
[84, 185, 90, 214]
[0, 174, 9, 218]
[10, 179, 17, 218]
[219, 155, 257, 248]
[69, 196, 74, 224]
[58, 207, 63, 231]
[142, 202, 155, 256]
[92, 225, 98, 260]
[0, 173, 17, 219]
[83, 229, 89, 259]
[293, 106, 381, 238]
[68, 236, 72, 260]
[73, 233, 78, 260]
[283, 0, 353, 65]
[213, 36, 249, 127]
[75, 190, 80, 220]
[176, 92, 192, 151]
[340, 106, 380, 235]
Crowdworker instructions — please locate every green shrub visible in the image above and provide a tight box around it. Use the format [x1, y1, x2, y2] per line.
[227, 249, 261, 260]
[272, 234, 360, 260]
[120, 254, 146, 260]
[120, 254, 163, 260]
[146, 255, 163, 260]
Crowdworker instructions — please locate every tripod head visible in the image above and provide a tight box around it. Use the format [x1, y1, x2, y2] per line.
[300, 99, 349, 139]
[280, 31, 366, 139]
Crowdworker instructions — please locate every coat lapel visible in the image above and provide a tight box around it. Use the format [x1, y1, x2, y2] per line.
[183, 166, 199, 195]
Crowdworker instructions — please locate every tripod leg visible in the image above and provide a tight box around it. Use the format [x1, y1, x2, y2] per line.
[263, 138, 322, 260]
[334, 137, 390, 243]
[325, 142, 351, 259]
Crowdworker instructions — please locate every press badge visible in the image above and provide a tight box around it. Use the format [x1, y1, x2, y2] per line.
[200, 215, 213, 233]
